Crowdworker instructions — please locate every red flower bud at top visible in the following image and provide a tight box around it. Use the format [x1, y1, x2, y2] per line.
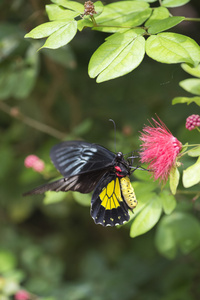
[140, 118, 182, 182]
[185, 114, 200, 131]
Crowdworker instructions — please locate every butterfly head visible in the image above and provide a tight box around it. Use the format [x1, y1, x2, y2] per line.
[114, 152, 130, 177]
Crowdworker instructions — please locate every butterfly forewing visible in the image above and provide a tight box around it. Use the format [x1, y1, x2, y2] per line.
[50, 141, 115, 177]
[91, 173, 130, 226]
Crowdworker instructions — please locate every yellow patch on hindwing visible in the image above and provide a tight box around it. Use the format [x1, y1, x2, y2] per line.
[100, 178, 123, 210]
[120, 177, 137, 210]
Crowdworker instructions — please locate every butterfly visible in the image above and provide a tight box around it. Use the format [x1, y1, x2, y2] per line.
[24, 140, 138, 226]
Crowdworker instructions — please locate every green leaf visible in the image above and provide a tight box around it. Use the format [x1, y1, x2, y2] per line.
[147, 16, 185, 34]
[93, 1, 104, 17]
[133, 181, 157, 198]
[95, 1, 149, 26]
[77, 19, 93, 31]
[51, 0, 84, 13]
[162, 0, 190, 8]
[25, 21, 68, 39]
[46, 4, 79, 21]
[181, 63, 200, 78]
[172, 96, 200, 106]
[138, 0, 157, 2]
[41, 21, 77, 49]
[130, 195, 162, 238]
[182, 156, 200, 188]
[188, 146, 200, 157]
[155, 212, 200, 259]
[44, 191, 66, 204]
[89, 28, 145, 82]
[94, 8, 152, 33]
[0, 251, 17, 273]
[73, 192, 91, 207]
[146, 33, 200, 66]
[145, 7, 170, 26]
[169, 166, 180, 195]
[160, 190, 176, 214]
[179, 78, 200, 96]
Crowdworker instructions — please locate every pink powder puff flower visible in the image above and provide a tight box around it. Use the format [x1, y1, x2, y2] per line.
[15, 290, 30, 300]
[24, 155, 45, 173]
[140, 118, 182, 182]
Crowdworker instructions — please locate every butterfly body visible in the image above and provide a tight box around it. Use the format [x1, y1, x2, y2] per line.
[24, 141, 137, 226]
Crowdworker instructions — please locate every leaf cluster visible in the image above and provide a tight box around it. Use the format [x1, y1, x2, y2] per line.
[25, 0, 200, 82]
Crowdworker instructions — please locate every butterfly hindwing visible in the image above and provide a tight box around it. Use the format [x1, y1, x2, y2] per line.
[91, 173, 130, 226]
[50, 141, 115, 177]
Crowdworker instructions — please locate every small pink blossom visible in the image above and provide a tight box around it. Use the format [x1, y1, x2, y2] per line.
[32, 159, 45, 172]
[140, 118, 182, 182]
[24, 155, 45, 173]
[24, 155, 39, 168]
[185, 114, 200, 131]
[15, 290, 30, 300]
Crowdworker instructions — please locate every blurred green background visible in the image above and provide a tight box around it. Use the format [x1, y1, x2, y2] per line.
[0, 0, 200, 299]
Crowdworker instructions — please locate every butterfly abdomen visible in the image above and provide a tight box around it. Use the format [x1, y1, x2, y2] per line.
[120, 177, 137, 210]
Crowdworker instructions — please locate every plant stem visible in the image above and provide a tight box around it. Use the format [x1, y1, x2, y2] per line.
[185, 17, 200, 22]
[0, 101, 66, 140]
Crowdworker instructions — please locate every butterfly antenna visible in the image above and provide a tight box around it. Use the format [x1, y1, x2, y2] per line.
[109, 119, 117, 153]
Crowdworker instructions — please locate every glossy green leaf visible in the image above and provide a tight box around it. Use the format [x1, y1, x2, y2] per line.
[146, 33, 200, 66]
[138, 0, 157, 2]
[188, 146, 200, 157]
[41, 21, 77, 49]
[145, 7, 170, 26]
[130, 195, 162, 238]
[44, 191, 66, 204]
[147, 16, 185, 34]
[93, 1, 104, 17]
[172, 96, 200, 106]
[25, 21, 68, 39]
[179, 78, 200, 95]
[73, 192, 91, 207]
[89, 28, 145, 82]
[95, 0, 149, 26]
[169, 166, 180, 195]
[51, 0, 84, 13]
[183, 156, 200, 188]
[162, 0, 190, 8]
[160, 190, 176, 214]
[155, 212, 200, 259]
[94, 8, 152, 33]
[46, 4, 79, 21]
[77, 19, 93, 31]
[181, 63, 200, 78]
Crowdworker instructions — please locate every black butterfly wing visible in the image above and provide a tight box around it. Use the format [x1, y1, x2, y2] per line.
[50, 141, 115, 177]
[90, 173, 130, 227]
[23, 169, 107, 196]
[24, 141, 116, 196]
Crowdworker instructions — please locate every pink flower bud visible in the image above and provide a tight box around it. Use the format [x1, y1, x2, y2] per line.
[185, 114, 200, 131]
[24, 155, 45, 173]
[32, 159, 45, 173]
[24, 155, 39, 168]
[15, 290, 30, 300]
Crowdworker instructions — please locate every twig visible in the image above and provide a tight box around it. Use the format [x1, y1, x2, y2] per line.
[0, 101, 66, 140]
